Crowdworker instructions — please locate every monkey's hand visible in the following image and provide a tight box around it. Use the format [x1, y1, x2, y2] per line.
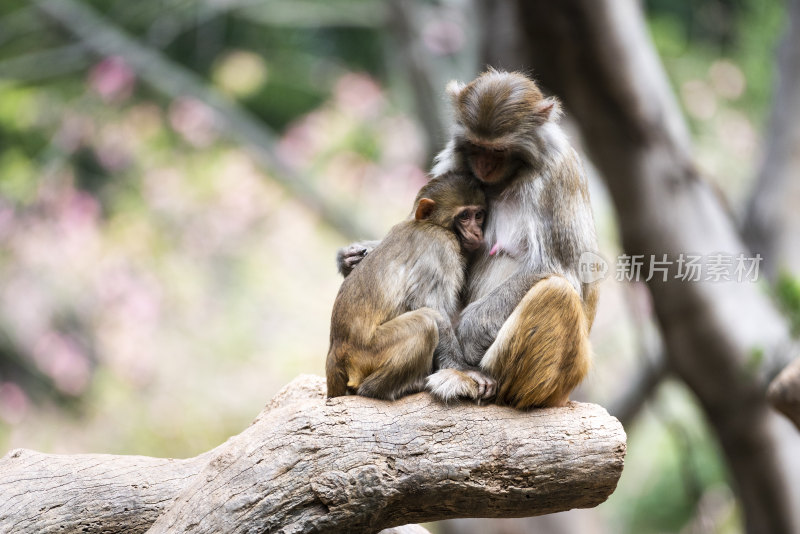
[336, 240, 380, 277]
[463, 370, 496, 400]
[426, 368, 495, 403]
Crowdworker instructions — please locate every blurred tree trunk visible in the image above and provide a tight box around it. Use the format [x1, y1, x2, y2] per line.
[743, 0, 800, 281]
[386, 0, 446, 163]
[744, 0, 800, 439]
[444, 1, 800, 534]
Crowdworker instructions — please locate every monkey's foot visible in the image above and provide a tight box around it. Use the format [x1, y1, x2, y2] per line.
[426, 369, 494, 403]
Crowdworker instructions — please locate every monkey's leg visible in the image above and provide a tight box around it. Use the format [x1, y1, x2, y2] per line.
[480, 275, 591, 409]
[457, 269, 544, 367]
[357, 308, 440, 400]
[425, 269, 542, 404]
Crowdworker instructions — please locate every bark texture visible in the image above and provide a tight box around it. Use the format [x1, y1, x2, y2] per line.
[0, 450, 209, 534]
[476, 1, 800, 532]
[0, 375, 626, 534]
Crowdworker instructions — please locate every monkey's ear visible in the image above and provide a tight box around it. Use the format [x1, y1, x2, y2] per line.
[533, 96, 563, 123]
[445, 80, 465, 106]
[415, 198, 436, 220]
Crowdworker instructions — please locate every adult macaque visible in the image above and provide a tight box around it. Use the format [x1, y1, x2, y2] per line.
[339, 70, 598, 409]
[326, 172, 490, 401]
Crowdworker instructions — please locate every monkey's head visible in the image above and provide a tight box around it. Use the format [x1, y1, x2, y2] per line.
[413, 172, 486, 252]
[446, 69, 562, 184]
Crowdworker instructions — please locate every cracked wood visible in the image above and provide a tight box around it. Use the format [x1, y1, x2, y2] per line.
[0, 375, 625, 534]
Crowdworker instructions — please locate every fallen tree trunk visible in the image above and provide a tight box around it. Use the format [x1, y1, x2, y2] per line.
[0, 375, 626, 534]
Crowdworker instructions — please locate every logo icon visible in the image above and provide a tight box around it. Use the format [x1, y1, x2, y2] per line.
[578, 251, 609, 284]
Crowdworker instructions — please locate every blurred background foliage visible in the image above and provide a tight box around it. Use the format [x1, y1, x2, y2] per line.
[0, 0, 789, 532]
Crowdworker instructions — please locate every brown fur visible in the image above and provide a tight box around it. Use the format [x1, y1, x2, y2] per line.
[428, 70, 599, 409]
[326, 172, 486, 400]
[482, 276, 591, 408]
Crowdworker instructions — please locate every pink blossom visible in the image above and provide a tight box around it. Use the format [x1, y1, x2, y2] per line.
[333, 73, 385, 119]
[0, 382, 28, 425]
[168, 97, 219, 147]
[422, 17, 465, 56]
[33, 332, 92, 396]
[88, 57, 136, 102]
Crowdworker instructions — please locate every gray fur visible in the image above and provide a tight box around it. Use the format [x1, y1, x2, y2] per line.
[336, 74, 599, 403]
[329, 172, 486, 400]
[435, 123, 598, 366]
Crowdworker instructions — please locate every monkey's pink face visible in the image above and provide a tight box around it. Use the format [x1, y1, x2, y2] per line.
[455, 206, 485, 252]
[466, 146, 511, 184]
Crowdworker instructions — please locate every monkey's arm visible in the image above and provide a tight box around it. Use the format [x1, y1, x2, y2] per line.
[336, 240, 381, 277]
[433, 315, 465, 371]
[457, 269, 544, 366]
[428, 314, 497, 401]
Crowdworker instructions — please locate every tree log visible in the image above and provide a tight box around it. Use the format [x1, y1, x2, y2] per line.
[0, 375, 626, 534]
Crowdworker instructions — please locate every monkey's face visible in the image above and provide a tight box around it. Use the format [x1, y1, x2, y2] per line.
[453, 205, 485, 252]
[449, 70, 559, 184]
[464, 144, 517, 185]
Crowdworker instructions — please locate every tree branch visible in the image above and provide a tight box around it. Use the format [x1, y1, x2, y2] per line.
[739, 0, 800, 430]
[768, 358, 800, 430]
[0, 375, 626, 534]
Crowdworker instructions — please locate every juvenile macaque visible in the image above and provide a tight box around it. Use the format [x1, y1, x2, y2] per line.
[339, 70, 598, 409]
[326, 172, 488, 400]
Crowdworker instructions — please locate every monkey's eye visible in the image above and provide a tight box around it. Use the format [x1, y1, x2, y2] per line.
[458, 211, 470, 222]
[476, 210, 485, 221]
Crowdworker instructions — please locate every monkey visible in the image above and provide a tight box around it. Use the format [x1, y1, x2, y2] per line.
[326, 171, 489, 401]
[338, 70, 599, 409]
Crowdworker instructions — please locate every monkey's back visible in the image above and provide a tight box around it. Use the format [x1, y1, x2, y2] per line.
[328, 220, 465, 351]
